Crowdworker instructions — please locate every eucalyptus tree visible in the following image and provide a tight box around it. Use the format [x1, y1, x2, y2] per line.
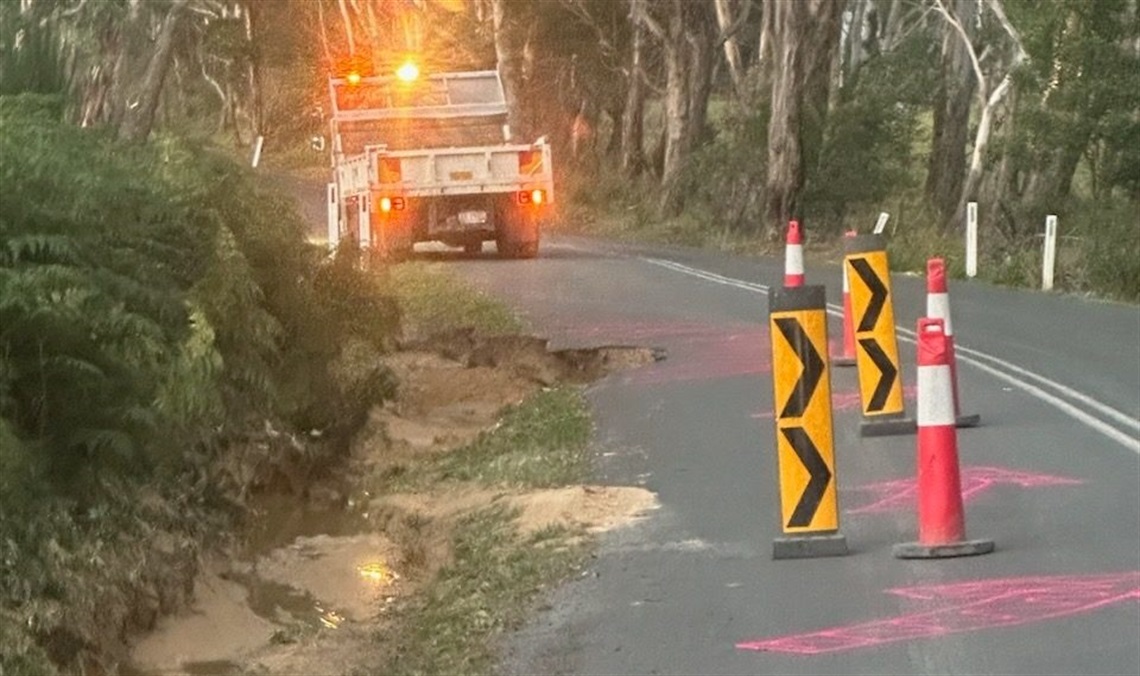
[763, 0, 846, 236]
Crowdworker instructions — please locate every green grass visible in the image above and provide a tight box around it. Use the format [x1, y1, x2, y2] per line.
[385, 263, 525, 339]
[382, 507, 589, 676]
[394, 387, 593, 492]
[376, 385, 595, 674]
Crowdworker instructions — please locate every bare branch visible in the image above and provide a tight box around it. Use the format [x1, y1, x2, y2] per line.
[984, 0, 1027, 61]
[632, 0, 666, 42]
[556, 0, 619, 60]
[715, 0, 751, 47]
[931, 0, 985, 98]
[337, 0, 356, 55]
[59, 0, 88, 18]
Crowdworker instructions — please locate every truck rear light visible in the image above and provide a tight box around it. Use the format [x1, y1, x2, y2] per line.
[517, 189, 545, 205]
[378, 196, 405, 213]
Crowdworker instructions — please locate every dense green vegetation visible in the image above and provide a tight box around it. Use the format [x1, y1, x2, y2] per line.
[0, 98, 400, 673]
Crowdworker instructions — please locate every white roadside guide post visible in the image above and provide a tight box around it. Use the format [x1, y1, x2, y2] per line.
[1042, 215, 1058, 291]
[966, 202, 978, 279]
[873, 212, 889, 235]
[251, 135, 264, 168]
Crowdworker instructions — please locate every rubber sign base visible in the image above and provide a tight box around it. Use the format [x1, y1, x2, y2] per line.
[955, 413, 982, 429]
[893, 538, 995, 560]
[773, 533, 849, 560]
[859, 415, 917, 437]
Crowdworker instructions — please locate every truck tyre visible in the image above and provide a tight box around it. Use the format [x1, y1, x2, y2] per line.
[496, 210, 539, 259]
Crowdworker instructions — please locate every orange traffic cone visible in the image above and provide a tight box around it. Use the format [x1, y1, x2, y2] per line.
[784, 220, 804, 288]
[926, 259, 980, 427]
[833, 230, 857, 367]
[893, 318, 994, 559]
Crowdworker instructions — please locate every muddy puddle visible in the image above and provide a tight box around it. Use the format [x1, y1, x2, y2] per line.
[128, 333, 661, 675]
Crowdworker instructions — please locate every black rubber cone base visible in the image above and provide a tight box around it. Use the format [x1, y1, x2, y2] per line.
[893, 538, 995, 559]
[773, 533, 849, 560]
[832, 355, 857, 367]
[955, 413, 982, 428]
[859, 416, 917, 437]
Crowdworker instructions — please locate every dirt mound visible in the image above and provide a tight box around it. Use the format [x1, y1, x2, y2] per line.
[374, 483, 658, 538]
[509, 485, 659, 535]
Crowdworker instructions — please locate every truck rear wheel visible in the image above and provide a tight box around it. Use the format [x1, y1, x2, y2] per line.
[495, 207, 539, 259]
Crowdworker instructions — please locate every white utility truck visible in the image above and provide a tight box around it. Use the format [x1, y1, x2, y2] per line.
[325, 67, 553, 259]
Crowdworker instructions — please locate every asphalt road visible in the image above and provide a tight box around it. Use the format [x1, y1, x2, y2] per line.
[420, 235, 1140, 676]
[290, 181, 1139, 673]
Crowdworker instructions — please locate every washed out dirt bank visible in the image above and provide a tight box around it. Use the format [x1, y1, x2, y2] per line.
[129, 331, 661, 675]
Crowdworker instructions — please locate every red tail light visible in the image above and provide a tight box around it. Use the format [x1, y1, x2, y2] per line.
[517, 189, 546, 205]
[378, 196, 405, 213]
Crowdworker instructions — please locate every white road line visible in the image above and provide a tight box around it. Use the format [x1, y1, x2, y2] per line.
[642, 257, 1140, 454]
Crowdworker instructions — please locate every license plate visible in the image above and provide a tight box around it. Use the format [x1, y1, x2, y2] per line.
[458, 211, 486, 225]
[449, 171, 474, 181]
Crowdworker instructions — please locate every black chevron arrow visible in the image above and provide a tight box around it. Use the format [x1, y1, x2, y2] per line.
[858, 337, 898, 412]
[774, 317, 824, 419]
[781, 426, 832, 528]
[850, 258, 888, 332]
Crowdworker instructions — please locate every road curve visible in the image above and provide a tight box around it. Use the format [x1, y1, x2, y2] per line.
[424, 234, 1140, 676]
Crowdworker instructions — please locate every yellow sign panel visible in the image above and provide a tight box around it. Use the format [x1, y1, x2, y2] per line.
[769, 298, 838, 534]
[846, 248, 905, 418]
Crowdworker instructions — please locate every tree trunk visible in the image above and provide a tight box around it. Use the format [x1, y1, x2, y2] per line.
[751, 0, 776, 102]
[763, 0, 846, 236]
[846, 0, 867, 86]
[492, 0, 527, 141]
[713, 0, 746, 99]
[620, 0, 645, 177]
[881, 0, 905, 51]
[948, 0, 1027, 227]
[657, 1, 717, 214]
[244, 1, 264, 136]
[926, 0, 977, 224]
[658, 0, 689, 215]
[684, 9, 715, 153]
[118, 0, 188, 142]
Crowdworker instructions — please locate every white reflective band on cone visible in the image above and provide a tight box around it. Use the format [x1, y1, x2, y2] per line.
[927, 293, 953, 336]
[917, 364, 956, 427]
[842, 264, 849, 292]
[785, 245, 804, 274]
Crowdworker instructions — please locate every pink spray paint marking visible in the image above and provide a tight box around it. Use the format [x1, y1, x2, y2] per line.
[847, 465, 1083, 515]
[630, 327, 770, 385]
[737, 571, 1140, 655]
[751, 385, 917, 420]
[559, 320, 773, 386]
